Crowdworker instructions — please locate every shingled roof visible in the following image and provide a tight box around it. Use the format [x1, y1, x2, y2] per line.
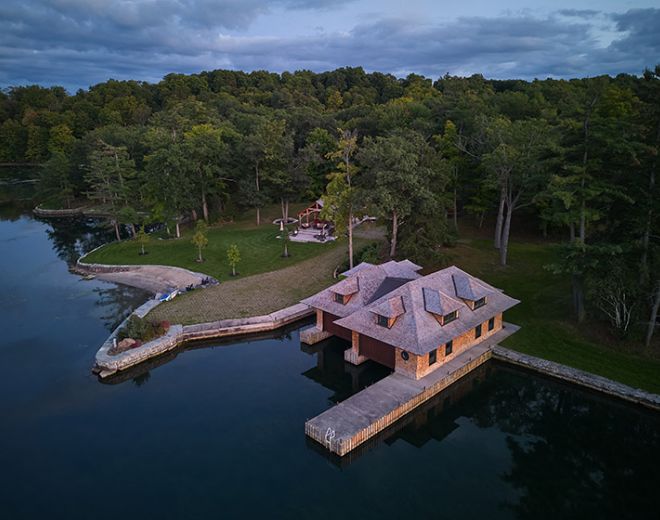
[422, 287, 463, 316]
[452, 273, 493, 300]
[371, 296, 406, 319]
[333, 265, 519, 355]
[300, 261, 422, 318]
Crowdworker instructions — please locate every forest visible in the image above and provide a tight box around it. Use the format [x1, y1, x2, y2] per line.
[1, 66, 659, 346]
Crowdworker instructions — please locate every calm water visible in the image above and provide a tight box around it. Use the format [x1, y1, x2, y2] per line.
[1, 182, 659, 519]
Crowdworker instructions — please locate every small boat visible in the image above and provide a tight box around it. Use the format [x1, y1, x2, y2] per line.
[82, 274, 96, 280]
[159, 290, 179, 302]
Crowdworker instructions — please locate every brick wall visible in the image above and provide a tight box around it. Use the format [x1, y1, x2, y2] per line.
[394, 313, 503, 379]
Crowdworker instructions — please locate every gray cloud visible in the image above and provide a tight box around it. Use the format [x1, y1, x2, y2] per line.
[1, 2, 658, 91]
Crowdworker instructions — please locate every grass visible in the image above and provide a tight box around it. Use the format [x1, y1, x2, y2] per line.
[84, 222, 336, 281]
[439, 234, 660, 394]
[148, 238, 371, 324]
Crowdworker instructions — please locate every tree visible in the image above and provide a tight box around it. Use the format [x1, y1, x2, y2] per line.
[143, 133, 194, 238]
[323, 129, 360, 269]
[227, 243, 241, 276]
[243, 118, 288, 225]
[192, 220, 208, 263]
[85, 140, 137, 241]
[39, 151, 75, 208]
[183, 124, 233, 222]
[436, 121, 464, 232]
[136, 226, 150, 255]
[481, 116, 552, 265]
[358, 130, 436, 257]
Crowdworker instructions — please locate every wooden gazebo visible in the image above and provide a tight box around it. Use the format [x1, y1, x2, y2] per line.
[297, 200, 330, 229]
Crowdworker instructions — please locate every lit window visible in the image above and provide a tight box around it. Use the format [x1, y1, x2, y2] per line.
[474, 297, 486, 309]
[429, 349, 437, 365]
[377, 314, 389, 328]
[488, 317, 495, 331]
[475, 324, 482, 338]
[445, 340, 453, 356]
[334, 293, 345, 304]
[443, 310, 458, 324]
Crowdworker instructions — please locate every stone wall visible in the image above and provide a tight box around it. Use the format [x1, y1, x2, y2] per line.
[492, 346, 660, 411]
[94, 303, 314, 378]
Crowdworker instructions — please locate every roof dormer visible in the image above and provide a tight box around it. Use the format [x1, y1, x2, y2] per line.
[332, 276, 359, 305]
[452, 274, 491, 310]
[423, 287, 462, 326]
[371, 296, 405, 328]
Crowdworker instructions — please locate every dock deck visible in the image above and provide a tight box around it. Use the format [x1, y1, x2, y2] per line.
[305, 325, 518, 456]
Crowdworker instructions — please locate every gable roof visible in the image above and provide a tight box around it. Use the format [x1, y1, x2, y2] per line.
[333, 265, 519, 355]
[300, 261, 422, 318]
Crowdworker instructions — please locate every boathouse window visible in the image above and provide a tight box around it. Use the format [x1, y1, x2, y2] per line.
[429, 349, 437, 365]
[474, 297, 486, 309]
[377, 314, 389, 328]
[488, 317, 495, 331]
[334, 293, 345, 304]
[443, 310, 458, 325]
[475, 324, 482, 338]
[445, 340, 453, 356]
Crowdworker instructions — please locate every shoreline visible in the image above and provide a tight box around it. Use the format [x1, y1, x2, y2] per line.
[76, 243, 217, 294]
[93, 301, 313, 378]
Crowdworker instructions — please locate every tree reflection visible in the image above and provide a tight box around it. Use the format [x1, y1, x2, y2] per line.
[44, 217, 115, 264]
[93, 284, 149, 331]
[474, 365, 660, 519]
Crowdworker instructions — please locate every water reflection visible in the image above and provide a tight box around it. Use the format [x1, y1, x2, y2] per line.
[43, 216, 115, 264]
[308, 359, 660, 518]
[301, 336, 391, 403]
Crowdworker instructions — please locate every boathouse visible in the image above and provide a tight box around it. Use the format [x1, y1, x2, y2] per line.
[301, 262, 519, 380]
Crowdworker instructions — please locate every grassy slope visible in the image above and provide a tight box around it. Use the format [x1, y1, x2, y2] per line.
[443, 236, 660, 393]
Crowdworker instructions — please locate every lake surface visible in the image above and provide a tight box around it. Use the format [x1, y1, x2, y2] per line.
[1, 179, 659, 519]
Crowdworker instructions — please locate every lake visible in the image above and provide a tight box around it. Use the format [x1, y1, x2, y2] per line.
[1, 178, 659, 519]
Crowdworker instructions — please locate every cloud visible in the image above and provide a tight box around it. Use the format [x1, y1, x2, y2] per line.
[0, 2, 658, 91]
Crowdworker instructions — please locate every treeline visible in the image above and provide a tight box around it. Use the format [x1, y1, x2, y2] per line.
[1, 66, 659, 343]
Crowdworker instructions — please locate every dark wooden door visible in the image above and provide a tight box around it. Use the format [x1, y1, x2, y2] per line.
[323, 312, 352, 341]
[359, 334, 396, 369]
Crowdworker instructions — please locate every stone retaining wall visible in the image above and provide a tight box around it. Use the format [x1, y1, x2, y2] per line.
[33, 205, 87, 217]
[94, 303, 313, 378]
[492, 346, 660, 411]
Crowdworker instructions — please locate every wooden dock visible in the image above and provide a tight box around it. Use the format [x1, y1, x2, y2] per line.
[305, 325, 518, 456]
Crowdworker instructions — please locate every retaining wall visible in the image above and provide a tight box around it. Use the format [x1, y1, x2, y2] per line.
[492, 346, 660, 411]
[94, 303, 313, 377]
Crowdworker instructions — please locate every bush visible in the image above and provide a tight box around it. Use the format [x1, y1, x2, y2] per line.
[117, 315, 169, 343]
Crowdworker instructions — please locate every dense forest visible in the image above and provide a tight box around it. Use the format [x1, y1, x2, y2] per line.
[1, 66, 659, 345]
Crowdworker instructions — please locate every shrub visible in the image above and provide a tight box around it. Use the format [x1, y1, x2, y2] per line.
[117, 315, 168, 343]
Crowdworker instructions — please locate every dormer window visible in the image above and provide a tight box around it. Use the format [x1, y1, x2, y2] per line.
[334, 293, 346, 304]
[442, 310, 458, 325]
[474, 297, 486, 309]
[377, 314, 390, 328]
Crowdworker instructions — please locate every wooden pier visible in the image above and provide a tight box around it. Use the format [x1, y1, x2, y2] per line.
[305, 326, 517, 456]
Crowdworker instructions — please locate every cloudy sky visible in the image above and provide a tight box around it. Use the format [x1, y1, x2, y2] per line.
[1, 0, 659, 91]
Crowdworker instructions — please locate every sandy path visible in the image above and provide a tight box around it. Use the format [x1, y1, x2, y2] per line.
[93, 265, 209, 294]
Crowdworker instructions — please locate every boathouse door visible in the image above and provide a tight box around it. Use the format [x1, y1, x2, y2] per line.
[358, 334, 396, 369]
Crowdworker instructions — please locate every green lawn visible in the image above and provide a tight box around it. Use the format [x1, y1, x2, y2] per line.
[440, 236, 660, 393]
[83, 223, 337, 281]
